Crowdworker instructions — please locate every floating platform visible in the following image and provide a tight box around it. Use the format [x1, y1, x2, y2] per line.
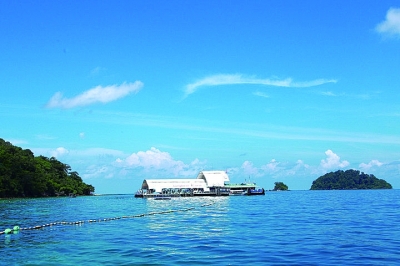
[135, 188, 231, 198]
[134, 171, 265, 198]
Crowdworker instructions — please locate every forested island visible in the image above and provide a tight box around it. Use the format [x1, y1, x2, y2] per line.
[310, 169, 392, 190]
[273, 182, 289, 191]
[0, 138, 94, 198]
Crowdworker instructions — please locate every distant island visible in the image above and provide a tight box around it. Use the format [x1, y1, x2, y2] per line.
[273, 182, 289, 191]
[0, 138, 94, 198]
[310, 169, 392, 190]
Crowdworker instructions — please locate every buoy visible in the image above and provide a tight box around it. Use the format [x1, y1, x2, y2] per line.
[1, 204, 209, 236]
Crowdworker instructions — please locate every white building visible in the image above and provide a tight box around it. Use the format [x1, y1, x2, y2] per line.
[139, 171, 230, 193]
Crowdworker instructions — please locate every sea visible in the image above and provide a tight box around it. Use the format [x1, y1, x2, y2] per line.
[1, 190, 400, 265]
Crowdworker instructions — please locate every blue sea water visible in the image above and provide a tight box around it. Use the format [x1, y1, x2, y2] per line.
[1, 190, 400, 265]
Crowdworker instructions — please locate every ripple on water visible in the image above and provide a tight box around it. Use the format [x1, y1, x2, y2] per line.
[2, 191, 400, 265]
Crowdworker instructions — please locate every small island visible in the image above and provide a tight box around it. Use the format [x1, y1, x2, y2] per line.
[272, 182, 289, 191]
[0, 138, 94, 198]
[310, 169, 392, 190]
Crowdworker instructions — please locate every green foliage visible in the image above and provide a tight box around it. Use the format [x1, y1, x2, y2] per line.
[310, 169, 392, 190]
[0, 138, 95, 198]
[273, 182, 289, 191]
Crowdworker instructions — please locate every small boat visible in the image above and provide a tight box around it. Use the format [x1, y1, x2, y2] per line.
[243, 188, 265, 196]
[225, 179, 265, 196]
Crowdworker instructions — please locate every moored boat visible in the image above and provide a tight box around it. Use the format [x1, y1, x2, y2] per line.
[243, 187, 265, 196]
[225, 180, 265, 196]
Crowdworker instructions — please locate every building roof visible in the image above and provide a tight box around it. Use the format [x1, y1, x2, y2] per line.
[196, 171, 230, 187]
[141, 179, 207, 192]
[139, 170, 230, 193]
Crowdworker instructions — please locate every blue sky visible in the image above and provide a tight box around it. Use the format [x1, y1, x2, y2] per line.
[1, 1, 400, 193]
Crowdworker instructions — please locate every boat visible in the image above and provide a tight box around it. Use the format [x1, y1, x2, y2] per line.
[225, 180, 265, 196]
[243, 187, 265, 196]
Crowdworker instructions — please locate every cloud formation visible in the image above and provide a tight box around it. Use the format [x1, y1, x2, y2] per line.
[359, 160, 383, 171]
[320, 150, 349, 169]
[51, 147, 69, 158]
[46, 81, 143, 109]
[115, 147, 205, 176]
[319, 91, 337, 97]
[376, 7, 400, 37]
[241, 161, 260, 177]
[184, 74, 337, 97]
[236, 158, 309, 182]
[253, 91, 270, 98]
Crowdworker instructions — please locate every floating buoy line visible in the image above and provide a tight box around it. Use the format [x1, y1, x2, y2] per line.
[1, 202, 215, 235]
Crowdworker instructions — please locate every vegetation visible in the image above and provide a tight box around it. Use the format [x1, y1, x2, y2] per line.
[0, 138, 94, 198]
[273, 182, 289, 191]
[310, 169, 392, 190]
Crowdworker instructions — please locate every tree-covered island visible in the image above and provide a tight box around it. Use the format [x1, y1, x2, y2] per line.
[273, 182, 289, 191]
[0, 138, 94, 198]
[310, 169, 392, 190]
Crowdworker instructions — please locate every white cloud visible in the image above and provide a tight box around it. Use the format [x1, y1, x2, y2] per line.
[320, 91, 337, 96]
[287, 160, 310, 175]
[83, 164, 112, 179]
[295, 159, 309, 169]
[253, 91, 270, 98]
[261, 159, 280, 172]
[51, 147, 69, 158]
[184, 74, 337, 97]
[234, 158, 311, 182]
[89, 66, 106, 77]
[359, 160, 383, 171]
[115, 147, 204, 176]
[320, 150, 349, 169]
[79, 132, 85, 139]
[46, 81, 143, 109]
[240, 159, 286, 179]
[241, 160, 259, 177]
[376, 7, 400, 37]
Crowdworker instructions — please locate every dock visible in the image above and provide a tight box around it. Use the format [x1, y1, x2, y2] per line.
[134, 171, 264, 198]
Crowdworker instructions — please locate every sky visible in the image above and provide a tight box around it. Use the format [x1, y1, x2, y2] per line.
[1, 1, 400, 193]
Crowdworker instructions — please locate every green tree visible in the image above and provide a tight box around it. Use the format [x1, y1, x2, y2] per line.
[0, 138, 95, 198]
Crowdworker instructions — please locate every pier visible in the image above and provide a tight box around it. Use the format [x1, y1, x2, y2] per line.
[134, 171, 264, 198]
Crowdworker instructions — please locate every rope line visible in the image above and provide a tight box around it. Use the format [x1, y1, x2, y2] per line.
[1, 202, 215, 235]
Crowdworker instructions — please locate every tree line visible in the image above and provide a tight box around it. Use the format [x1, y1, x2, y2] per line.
[0, 138, 94, 198]
[310, 169, 392, 190]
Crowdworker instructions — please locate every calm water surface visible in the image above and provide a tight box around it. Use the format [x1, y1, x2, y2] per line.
[1, 190, 400, 265]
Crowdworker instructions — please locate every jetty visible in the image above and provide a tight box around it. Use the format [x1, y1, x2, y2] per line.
[134, 171, 264, 198]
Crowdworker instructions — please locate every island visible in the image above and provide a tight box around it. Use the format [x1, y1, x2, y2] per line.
[0, 138, 94, 198]
[272, 182, 289, 191]
[310, 169, 392, 190]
